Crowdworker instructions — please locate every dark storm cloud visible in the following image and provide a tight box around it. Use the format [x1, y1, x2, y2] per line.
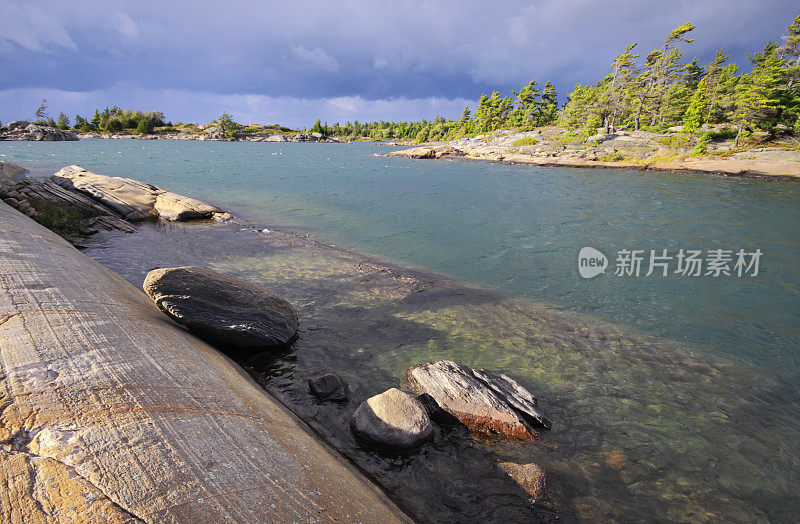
[0, 0, 797, 126]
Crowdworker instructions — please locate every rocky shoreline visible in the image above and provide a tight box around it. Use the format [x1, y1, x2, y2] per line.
[388, 128, 800, 180]
[1, 161, 563, 521]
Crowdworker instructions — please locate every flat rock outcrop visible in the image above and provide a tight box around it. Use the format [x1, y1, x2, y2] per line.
[0, 120, 78, 141]
[0, 201, 408, 523]
[54, 165, 226, 222]
[389, 145, 464, 159]
[350, 388, 433, 451]
[407, 360, 550, 439]
[143, 266, 298, 350]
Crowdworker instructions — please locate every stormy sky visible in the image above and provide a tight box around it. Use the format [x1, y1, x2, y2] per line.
[0, 1, 797, 128]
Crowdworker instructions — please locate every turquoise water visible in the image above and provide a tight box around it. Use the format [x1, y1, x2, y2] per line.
[3, 140, 798, 378]
[3, 139, 800, 520]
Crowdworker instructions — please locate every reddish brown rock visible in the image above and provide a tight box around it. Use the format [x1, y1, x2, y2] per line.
[407, 360, 539, 439]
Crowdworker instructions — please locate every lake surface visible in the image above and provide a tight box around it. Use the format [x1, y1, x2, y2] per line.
[2, 139, 799, 522]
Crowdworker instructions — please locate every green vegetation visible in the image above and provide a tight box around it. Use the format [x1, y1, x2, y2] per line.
[691, 133, 711, 156]
[34, 203, 90, 237]
[512, 137, 539, 146]
[315, 79, 560, 142]
[311, 14, 799, 148]
[561, 15, 800, 145]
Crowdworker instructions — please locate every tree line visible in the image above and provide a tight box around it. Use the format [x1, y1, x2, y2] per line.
[562, 15, 800, 145]
[317, 14, 799, 145]
[310, 79, 560, 141]
[32, 100, 168, 135]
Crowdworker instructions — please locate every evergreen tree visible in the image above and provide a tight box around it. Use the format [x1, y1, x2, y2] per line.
[57, 111, 70, 129]
[34, 99, 49, 122]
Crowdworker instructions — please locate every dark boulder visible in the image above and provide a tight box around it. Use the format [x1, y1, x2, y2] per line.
[308, 371, 348, 402]
[143, 266, 298, 351]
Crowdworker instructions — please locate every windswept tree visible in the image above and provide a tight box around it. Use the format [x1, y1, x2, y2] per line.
[34, 99, 49, 122]
[781, 14, 800, 89]
[603, 43, 640, 131]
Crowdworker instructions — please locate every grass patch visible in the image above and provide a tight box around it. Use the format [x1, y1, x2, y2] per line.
[35, 205, 90, 237]
[512, 137, 539, 146]
[658, 133, 692, 149]
[598, 151, 627, 162]
[556, 132, 581, 145]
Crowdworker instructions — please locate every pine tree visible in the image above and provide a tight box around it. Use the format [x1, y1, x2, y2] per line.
[34, 99, 49, 122]
[538, 82, 559, 126]
[57, 112, 70, 129]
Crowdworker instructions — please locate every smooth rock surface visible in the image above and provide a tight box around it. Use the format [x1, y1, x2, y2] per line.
[54, 165, 226, 221]
[0, 201, 408, 523]
[350, 388, 433, 451]
[0, 161, 27, 181]
[144, 266, 298, 350]
[308, 371, 348, 402]
[407, 360, 538, 439]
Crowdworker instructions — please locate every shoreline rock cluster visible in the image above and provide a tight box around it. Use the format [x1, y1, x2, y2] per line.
[0, 120, 78, 141]
[0, 162, 230, 242]
[133, 261, 557, 507]
[388, 128, 800, 180]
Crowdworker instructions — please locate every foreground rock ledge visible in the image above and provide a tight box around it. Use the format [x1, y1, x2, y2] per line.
[0, 202, 408, 523]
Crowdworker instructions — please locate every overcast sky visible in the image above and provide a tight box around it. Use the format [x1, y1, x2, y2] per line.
[0, 1, 797, 128]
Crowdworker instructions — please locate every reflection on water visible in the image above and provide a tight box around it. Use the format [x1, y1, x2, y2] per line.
[85, 222, 798, 522]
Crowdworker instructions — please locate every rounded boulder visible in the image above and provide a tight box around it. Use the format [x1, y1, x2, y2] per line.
[350, 388, 433, 452]
[143, 266, 298, 350]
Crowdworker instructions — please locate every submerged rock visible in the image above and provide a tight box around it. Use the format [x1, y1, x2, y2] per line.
[350, 388, 433, 451]
[407, 360, 550, 439]
[498, 462, 548, 502]
[143, 266, 298, 350]
[308, 371, 348, 402]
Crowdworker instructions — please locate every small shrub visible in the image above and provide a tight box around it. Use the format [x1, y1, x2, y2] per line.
[35, 205, 88, 237]
[691, 133, 710, 156]
[136, 118, 155, 134]
[598, 151, 627, 162]
[658, 133, 691, 149]
[513, 137, 539, 146]
[706, 128, 737, 140]
[556, 132, 581, 145]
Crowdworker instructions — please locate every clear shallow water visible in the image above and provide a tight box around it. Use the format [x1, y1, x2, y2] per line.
[3, 139, 800, 521]
[3, 140, 798, 376]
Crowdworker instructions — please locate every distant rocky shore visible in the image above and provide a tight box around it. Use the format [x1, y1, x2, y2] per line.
[0, 120, 78, 141]
[0, 119, 337, 142]
[388, 127, 800, 180]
